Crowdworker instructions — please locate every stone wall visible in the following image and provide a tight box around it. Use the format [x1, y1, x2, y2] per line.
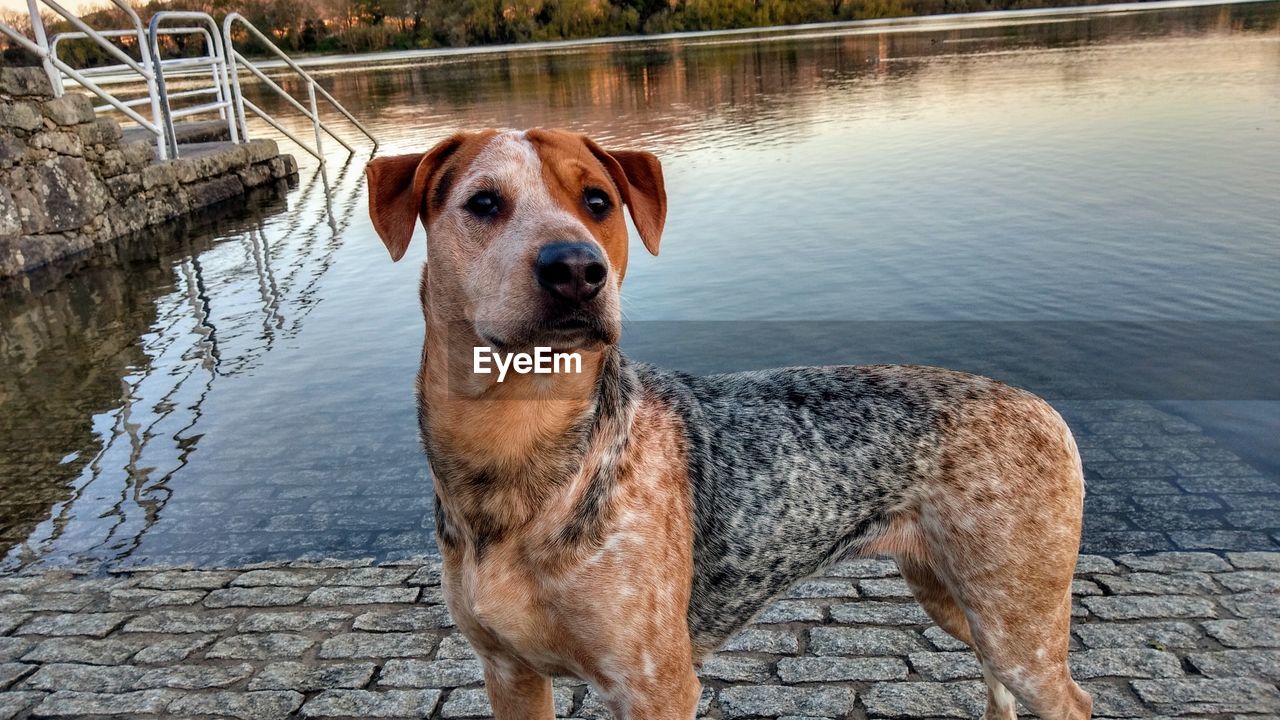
[0, 66, 297, 278]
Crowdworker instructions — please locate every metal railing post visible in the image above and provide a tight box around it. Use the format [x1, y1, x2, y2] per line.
[221, 15, 251, 148]
[127, 5, 168, 159]
[146, 15, 178, 160]
[25, 0, 61, 96]
[307, 81, 326, 167]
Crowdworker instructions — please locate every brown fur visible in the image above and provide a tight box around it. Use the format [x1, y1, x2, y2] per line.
[365, 129, 1091, 720]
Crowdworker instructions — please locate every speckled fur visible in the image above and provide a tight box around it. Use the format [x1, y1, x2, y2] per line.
[366, 129, 1093, 720]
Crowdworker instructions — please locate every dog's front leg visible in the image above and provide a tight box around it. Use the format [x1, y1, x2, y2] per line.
[601, 661, 702, 720]
[480, 654, 555, 720]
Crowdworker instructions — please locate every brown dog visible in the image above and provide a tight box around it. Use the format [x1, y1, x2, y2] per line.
[367, 128, 1092, 719]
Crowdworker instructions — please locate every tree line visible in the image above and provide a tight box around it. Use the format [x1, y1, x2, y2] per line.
[3, 0, 1133, 65]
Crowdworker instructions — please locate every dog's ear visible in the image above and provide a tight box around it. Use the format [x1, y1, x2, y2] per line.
[585, 140, 667, 256]
[365, 134, 466, 262]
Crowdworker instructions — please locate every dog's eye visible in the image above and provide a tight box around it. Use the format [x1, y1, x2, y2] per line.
[584, 188, 612, 217]
[465, 191, 501, 218]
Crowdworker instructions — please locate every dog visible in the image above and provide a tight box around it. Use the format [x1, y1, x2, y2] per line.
[365, 128, 1093, 719]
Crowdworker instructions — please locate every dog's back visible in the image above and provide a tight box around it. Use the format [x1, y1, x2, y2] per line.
[639, 362, 1085, 667]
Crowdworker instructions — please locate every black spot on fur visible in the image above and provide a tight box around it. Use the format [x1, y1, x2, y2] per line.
[432, 167, 456, 213]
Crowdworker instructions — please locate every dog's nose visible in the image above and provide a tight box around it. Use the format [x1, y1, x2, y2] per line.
[535, 242, 608, 304]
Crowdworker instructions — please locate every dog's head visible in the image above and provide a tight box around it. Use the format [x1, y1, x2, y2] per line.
[366, 128, 665, 352]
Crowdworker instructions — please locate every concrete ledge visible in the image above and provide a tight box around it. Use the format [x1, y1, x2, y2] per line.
[0, 67, 298, 279]
[0, 551, 1276, 718]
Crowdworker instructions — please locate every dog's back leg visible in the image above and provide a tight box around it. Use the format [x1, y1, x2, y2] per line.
[897, 555, 1019, 720]
[917, 490, 1090, 712]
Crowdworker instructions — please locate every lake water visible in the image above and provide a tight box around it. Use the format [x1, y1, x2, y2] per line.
[1, 1, 1277, 569]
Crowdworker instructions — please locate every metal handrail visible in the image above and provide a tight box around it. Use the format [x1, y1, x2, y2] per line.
[50, 27, 218, 115]
[222, 12, 377, 164]
[0, 0, 170, 158]
[148, 11, 238, 158]
[2, 3, 377, 165]
[50, 27, 212, 71]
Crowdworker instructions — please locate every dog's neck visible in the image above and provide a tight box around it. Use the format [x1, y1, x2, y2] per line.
[419, 290, 638, 554]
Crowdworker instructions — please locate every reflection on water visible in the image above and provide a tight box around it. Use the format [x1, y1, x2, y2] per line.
[0, 168, 364, 568]
[1, 2, 1278, 569]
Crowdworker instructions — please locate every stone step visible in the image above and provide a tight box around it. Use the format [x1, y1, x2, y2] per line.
[122, 119, 232, 147]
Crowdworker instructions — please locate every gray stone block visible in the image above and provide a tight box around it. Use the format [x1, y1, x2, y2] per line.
[131, 635, 214, 664]
[1219, 591, 1280, 619]
[1131, 678, 1280, 715]
[860, 681, 985, 718]
[0, 67, 54, 96]
[858, 578, 914, 598]
[0, 690, 44, 719]
[1081, 595, 1217, 620]
[440, 687, 573, 718]
[1187, 649, 1280, 681]
[379, 658, 484, 688]
[106, 588, 203, 611]
[829, 601, 931, 625]
[16, 613, 129, 638]
[824, 558, 898, 578]
[923, 626, 969, 652]
[204, 586, 310, 608]
[32, 689, 177, 716]
[318, 632, 437, 659]
[41, 95, 94, 125]
[1202, 619, 1280, 648]
[434, 634, 478, 659]
[73, 117, 121, 145]
[1073, 620, 1203, 650]
[232, 568, 332, 587]
[22, 637, 144, 665]
[1116, 552, 1232, 573]
[20, 663, 143, 693]
[138, 662, 254, 689]
[1215, 570, 1280, 593]
[122, 610, 236, 634]
[238, 609, 352, 632]
[136, 570, 234, 590]
[1068, 648, 1184, 679]
[719, 685, 857, 718]
[699, 655, 773, 683]
[721, 628, 800, 655]
[1093, 571, 1218, 595]
[306, 585, 419, 606]
[353, 606, 453, 631]
[0, 101, 41, 131]
[777, 656, 908, 682]
[1226, 551, 1280, 570]
[755, 599, 825, 624]
[0, 638, 35, 662]
[907, 652, 982, 680]
[205, 633, 314, 660]
[331, 566, 416, 586]
[785, 578, 859, 599]
[249, 661, 377, 691]
[808, 627, 922, 656]
[168, 690, 304, 720]
[300, 689, 441, 718]
[0, 661, 33, 689]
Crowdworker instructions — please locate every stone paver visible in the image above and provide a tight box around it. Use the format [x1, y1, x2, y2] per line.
[0, 551, 1272, 718]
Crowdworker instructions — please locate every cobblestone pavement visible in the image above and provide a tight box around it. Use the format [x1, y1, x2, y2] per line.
[1056, 402, 1280, 556]
[136, 400, 1280, 565]
[0, 551, 1277, 719]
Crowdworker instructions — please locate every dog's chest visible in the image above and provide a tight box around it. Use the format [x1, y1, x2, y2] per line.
[443, 549, 577, 673]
